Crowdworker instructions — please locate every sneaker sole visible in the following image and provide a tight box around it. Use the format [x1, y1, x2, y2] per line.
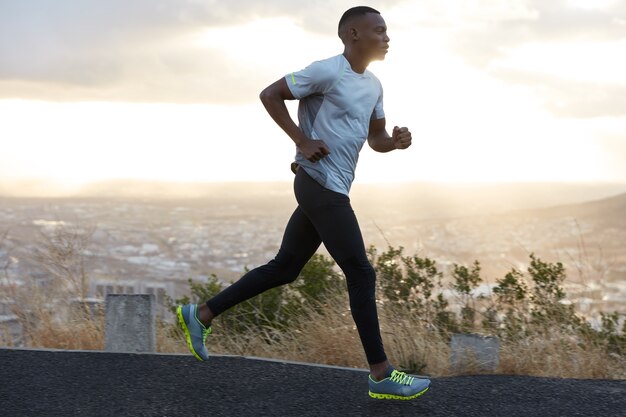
[368, 386, 429, 400]
[176, 305, 206, 362]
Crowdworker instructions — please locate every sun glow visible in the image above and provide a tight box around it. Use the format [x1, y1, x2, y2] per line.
[1, 5, 625, 194]
[489, 40, 626, 85]
[0, 99, 295, 188]
[188, 17, 337, 71]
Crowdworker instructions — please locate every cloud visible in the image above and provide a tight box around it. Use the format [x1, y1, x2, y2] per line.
[445, 0, 626, 64]
[434, 0, 626, 117]
[488, 69, 626, 118]
[2, 0, 624, 117]
[0, 0, 405, 102]
[0, 0, 279, 101]
[483, 35, 626, 118]
[0, 40, 273, 103]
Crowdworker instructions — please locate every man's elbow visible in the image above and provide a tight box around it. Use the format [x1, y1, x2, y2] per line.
[259, 87, 273, 104]
[260, 78, 295, 105]
[367, 138, 380, 152]
[368, 136, 392, 153]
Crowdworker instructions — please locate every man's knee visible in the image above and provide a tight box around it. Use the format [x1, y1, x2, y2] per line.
[341, 256, 377, 292]
[263, 249, 305, 286]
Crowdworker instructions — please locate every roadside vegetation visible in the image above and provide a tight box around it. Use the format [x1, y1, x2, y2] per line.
[1, 224, 624, 378]
[163, 246, 625, 379]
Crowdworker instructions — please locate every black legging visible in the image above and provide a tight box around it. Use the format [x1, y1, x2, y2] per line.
[206, 168, 387, 365]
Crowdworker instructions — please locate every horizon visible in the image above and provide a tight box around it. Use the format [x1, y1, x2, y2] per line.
[2, 177, 626, 200]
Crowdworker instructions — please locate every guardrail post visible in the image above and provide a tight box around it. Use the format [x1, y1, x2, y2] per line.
[450, 333, 500, 373]
[104, 294, 156, 353]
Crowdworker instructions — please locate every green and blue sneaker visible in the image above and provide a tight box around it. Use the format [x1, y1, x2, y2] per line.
[176, 304, 211, 361]
[368, 369, 431, 400]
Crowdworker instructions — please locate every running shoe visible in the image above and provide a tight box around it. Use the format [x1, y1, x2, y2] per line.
[368, 370, 431, 400]
[176, 304, 211, 361]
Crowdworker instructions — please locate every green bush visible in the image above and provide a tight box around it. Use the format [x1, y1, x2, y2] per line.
[167, 246, 625, 360]
[167, 253, 343, 335]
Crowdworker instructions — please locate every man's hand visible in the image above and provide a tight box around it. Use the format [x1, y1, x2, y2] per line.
[298, 138, 331, 162]
[392, 126, 412, 150]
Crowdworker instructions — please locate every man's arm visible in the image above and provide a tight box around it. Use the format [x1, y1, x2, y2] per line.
[367, 117, 412, 153]
[259, 78, 330, 162]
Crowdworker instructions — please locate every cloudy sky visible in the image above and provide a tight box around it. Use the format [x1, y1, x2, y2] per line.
[1, 0, 625, 192]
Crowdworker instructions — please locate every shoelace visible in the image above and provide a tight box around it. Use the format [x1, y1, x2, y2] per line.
[192, 306, 212, 343]
[201, 325, 212, 343]
[389, 370, 415, 386]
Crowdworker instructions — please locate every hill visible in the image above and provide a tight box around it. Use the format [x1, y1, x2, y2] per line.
[523, 192, 626, 226]
[2, 179, 626, 220]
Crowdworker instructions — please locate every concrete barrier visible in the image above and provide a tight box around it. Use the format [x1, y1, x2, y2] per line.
[104, 294, 156, 353]
[450, 333, 500, 373]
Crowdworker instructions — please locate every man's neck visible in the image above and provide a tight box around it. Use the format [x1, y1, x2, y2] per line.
[342, 50, 369, 74]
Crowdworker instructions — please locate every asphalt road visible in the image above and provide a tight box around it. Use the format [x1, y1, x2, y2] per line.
[1, 348, 624, 417]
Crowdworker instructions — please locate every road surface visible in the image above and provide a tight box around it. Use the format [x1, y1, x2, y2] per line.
[1, 348, 624, 416]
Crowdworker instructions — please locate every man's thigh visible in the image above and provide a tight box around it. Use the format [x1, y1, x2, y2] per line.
[306, 202, 368, 264]
[279, 206, 322, 262]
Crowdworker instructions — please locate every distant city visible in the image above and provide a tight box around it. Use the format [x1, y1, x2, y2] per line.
[1, 181, 625, 334]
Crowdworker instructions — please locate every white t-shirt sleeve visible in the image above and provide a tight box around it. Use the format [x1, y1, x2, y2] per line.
[285, 59, 339, 99]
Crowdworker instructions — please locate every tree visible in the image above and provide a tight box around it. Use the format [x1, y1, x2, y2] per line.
[31, 222, 94, 299]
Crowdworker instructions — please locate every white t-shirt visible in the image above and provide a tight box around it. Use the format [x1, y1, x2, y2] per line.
[286, 54, 385, 196]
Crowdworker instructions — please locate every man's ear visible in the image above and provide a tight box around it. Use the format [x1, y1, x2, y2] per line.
[349, 27, 359, 41]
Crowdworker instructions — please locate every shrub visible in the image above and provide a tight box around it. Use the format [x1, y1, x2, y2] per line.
[166, 253, 343, 335]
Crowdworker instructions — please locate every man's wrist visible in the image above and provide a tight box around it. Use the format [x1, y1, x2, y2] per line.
[388, 136, 399, 151]
[293, 135, 309, 147]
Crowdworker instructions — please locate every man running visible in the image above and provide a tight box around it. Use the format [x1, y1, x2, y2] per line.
[177, 6, 430, 400]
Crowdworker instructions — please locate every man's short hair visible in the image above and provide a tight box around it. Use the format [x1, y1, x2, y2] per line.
[338, 6, 381, 35]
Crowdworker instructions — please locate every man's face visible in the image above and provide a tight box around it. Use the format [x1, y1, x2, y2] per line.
[355, 13, 390, 61]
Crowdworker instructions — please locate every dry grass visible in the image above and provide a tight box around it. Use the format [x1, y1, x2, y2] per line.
[173, 299, 366, 366]
[3, 284, 624, 379]
[156, 318, 187, 354]
[31, 308, 104, 350]
[156, 291, 624, 379]
[378, 309, 451, 376]
[4, 286, 104, 350]
[498, 333, 626, 379]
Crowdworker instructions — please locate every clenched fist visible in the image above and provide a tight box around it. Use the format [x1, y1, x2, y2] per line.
[392, 126, 412, 150]
[298, 137, 331, 162]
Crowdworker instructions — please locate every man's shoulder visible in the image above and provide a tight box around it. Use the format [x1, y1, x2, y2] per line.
[314, 53, 344, 63]
[307, 54, 346, 72]
[364, 69, 383, 91]
[364, 68, 382, 83]
[297, 55, 347, 87]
